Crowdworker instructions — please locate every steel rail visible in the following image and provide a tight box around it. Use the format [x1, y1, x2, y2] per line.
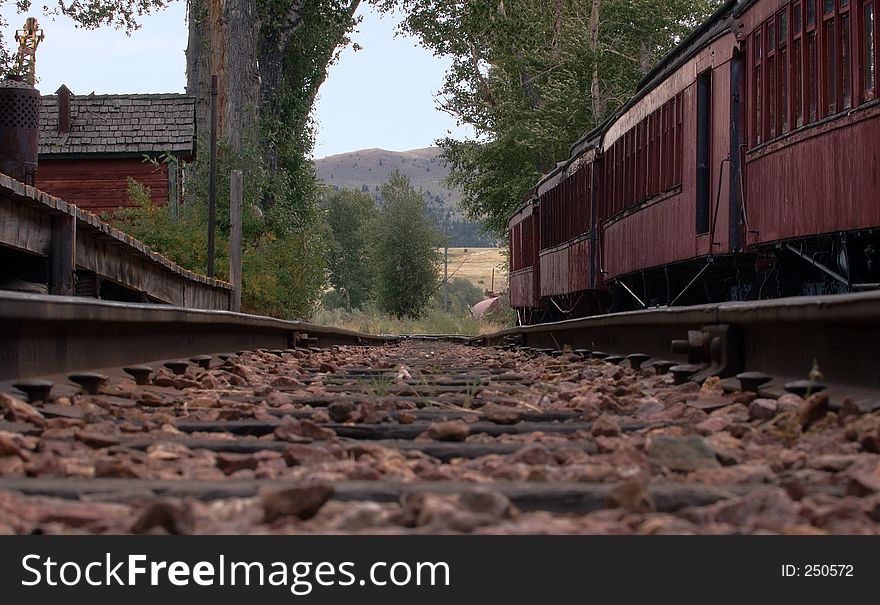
[479, 290, 880, 397]
[0, 291, 397, 381]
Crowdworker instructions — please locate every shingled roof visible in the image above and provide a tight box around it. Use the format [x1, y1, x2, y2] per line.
[38, 87, 196, 156]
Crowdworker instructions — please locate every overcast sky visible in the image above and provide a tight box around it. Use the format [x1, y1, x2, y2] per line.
[0, 3, 472, 158]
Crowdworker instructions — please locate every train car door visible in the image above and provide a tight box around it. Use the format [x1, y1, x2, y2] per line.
[696, 69, 713, 236]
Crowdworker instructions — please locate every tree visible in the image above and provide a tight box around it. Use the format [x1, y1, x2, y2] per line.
[325, 188, 379, 310]
[374, 171, 442, 318]
[377, 0, 720, 235]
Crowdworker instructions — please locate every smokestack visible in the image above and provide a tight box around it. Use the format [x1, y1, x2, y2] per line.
[0, 75, 40, 185]
[55, 84, 71, 134]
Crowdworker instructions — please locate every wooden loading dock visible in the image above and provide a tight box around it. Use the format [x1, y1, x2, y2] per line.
[0, 173, 233, 310]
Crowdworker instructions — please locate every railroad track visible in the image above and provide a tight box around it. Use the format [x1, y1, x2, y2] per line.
[1, 291, 879, 534]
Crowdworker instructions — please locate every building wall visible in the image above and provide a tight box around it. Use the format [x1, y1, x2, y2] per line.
[35, 157, 170, 213]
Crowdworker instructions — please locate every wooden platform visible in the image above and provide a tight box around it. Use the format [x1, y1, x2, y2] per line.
[0, 173, 232, 310]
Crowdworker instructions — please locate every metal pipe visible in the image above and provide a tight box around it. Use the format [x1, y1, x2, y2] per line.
[784, 244, 849, 286]
[618, 280, 647, 309]
[668, 260, 713, 307]
[207, 75, 218, 278]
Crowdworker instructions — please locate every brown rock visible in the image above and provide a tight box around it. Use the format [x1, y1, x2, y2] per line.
[328, 401, 356, 423]
[147, 441, 192, 461]
[799, 393, 830, 430]
[216, 453, 260, 475]
[94, 458, 142, 478]
[185, 396, 220, 409]
[421, 420, 470, 442]
[700, 376, 724, 396]
[282, 444, 339, 466]
[705, 432, 745, 466]
[606, 480, 656, 513]
[0, 432, 34, 460]
[74, 429, 120, 449]
[274, 419, 336, 442]
[646, 435, 720, 472]
[776, 393, 804, 413]
[262, 483, 334, 522]
[748, 398, 778, 421]
[510, 443, 556, 466]
[0, 393, 46, 426]
[460, 490, 517, 519]
[131, 501, 194, 535]
[846, 459, 880, 496]
[396, 411, 418, 424]
[591, 414, 621, 437]
[481, 403, 521, 425]
[319, 361, 339, 374]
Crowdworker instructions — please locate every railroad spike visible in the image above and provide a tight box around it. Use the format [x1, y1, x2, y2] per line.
[651, 360, 677, 375]
[123, 365, 153, 385]
[626, 353, 651, 370]
[736, 371, 772, 393]
[190, 355, 213, 369]
[12, 379, 53, 403]
[669, 364, 701, 385]
[68, 372, 107, 395]
[784, 380, 827, 398]
[163, 360, 190, 375]
[604, 355, 626, 365]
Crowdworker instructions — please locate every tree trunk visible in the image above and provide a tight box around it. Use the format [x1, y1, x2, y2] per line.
[639, 39, 653, 74]
[552, 0, 564, 58]
[223, 0, 261, 154]
[589, 0, 604, 122]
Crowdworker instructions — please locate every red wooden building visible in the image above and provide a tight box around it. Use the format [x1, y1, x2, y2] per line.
[35, 85, 195, 213]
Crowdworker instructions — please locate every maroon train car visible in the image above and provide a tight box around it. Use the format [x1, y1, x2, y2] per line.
[536, 143, 603, 319]
[510, 0, 880, 324]
[738, 0, 880, 294]
[508, 198, 540, 324]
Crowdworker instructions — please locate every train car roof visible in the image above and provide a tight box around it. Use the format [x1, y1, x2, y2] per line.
[568, 0, 738, 158]
[508, 0, 740, 227]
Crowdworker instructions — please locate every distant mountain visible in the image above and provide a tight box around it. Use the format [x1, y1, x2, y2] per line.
[314, 147, 496, 247]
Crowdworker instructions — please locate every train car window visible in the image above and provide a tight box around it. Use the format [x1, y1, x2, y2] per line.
[675, 94, 684, 186]
[866, 2, 876, 97]
[780, 11, 790, 42]
[842, 13, 853, 108]
[795, 2, 804, 33]
[825, 19, 838, 115]
[808, 0, 818, 25]
[808, 32, 819, 120]
[781, 45, 790, 132]
[841, 0, 850, 6]
[754, 30, 763, 145]
[825, 0, 836, 13]
[770, 22, 777, 49]
[793, 38, 804, 126]
[767, 53, 777, 139]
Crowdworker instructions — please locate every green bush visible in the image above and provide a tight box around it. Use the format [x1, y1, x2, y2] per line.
[108, 174, 326, 320]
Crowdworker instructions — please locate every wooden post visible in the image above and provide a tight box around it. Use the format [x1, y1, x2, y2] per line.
[49, 213, 75, 295]
[443, 246, 449, 311]
[229, 170, 243, 313]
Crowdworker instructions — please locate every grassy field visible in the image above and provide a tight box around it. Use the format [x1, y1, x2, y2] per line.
[312, 306, 510, 336]
[443, 247, 507, 293]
